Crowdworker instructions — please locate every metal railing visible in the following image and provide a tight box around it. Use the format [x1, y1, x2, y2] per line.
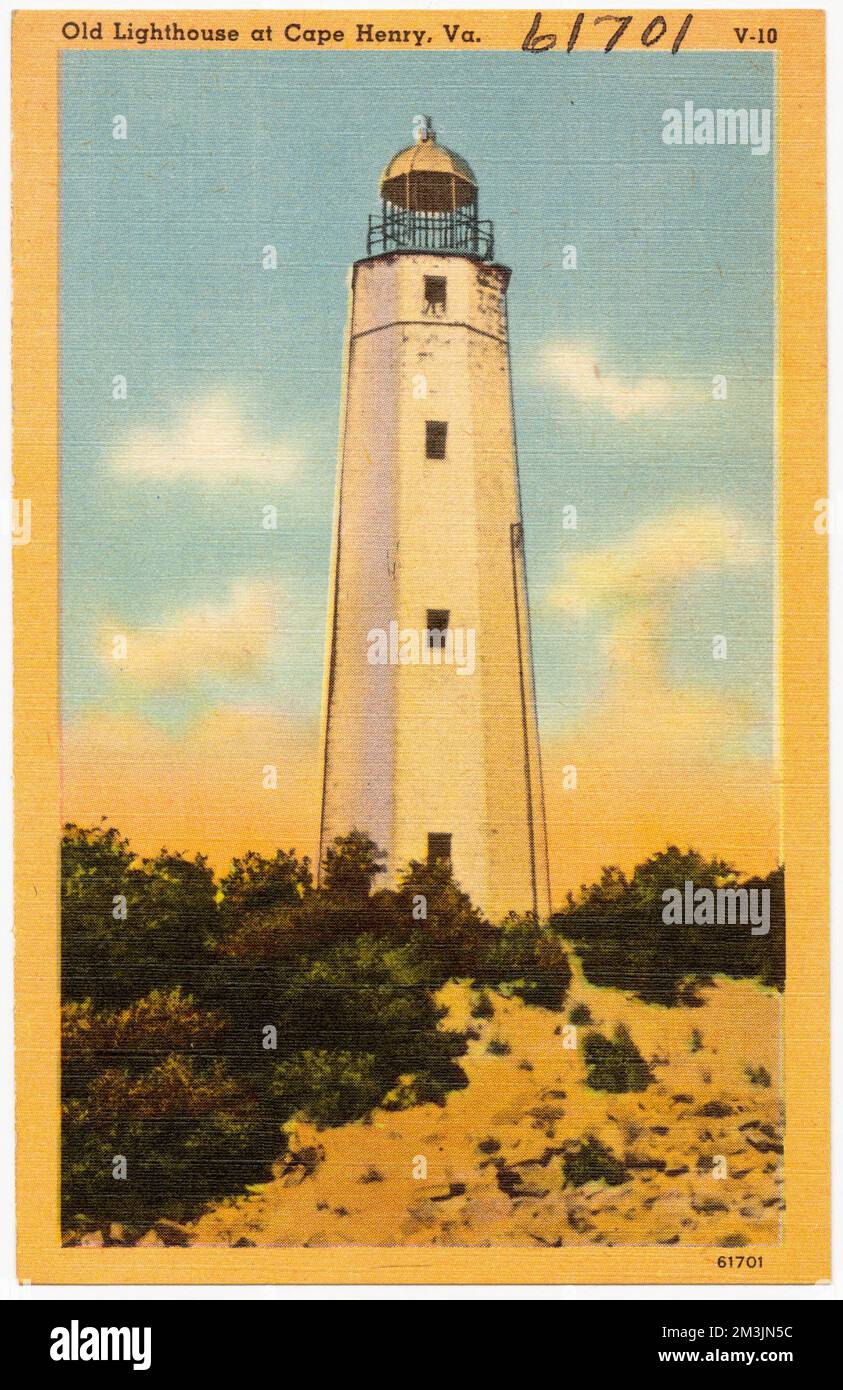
[367, 203, 494, 260]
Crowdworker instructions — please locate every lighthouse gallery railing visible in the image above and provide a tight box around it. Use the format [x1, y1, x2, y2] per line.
[367, 203, 494, 260]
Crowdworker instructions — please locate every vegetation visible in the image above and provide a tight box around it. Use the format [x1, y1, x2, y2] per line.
[61, 822, 572, 1239]
[582, 1023, 654, 1093]
[552, 849, 785, 1005]
[568, 1002, 592, 1026]
[61, 829, 784, 1238]
[562, 1136, 628, 1188]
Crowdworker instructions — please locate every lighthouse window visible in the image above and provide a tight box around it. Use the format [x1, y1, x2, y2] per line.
[425, 420, 447, 459]
[423, 275, 447, 315]
[427, 833, 452, 865]
[425, 610, 450, 651]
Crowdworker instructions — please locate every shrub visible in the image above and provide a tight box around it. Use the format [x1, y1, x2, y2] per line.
[562, 1136, 628, 1188]
[218, 849, 312, 926]
[569, 1002, 592, 1025]
[475, 916, 573, 1010]
[553, 850, 785, 1004]
[60, 827, 471, 1239]
[582, 1024, 653, 1093]
[270, 1049, 384, 1127]
[486, 1036, 512, 1057]
[61, 824, 217, 1008]
[321, 830, 386, 903]
[62, 1056, 270, 1236]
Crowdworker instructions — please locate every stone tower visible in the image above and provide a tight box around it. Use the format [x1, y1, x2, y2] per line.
[318, 119, 550, 920]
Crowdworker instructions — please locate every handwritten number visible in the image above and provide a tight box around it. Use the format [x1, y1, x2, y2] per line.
[672, 13, 694, 53]
[594, 15, 634, 52]
[641, 16, 668, 47]
[522, 10, 695, 57]
[522, 11, 557, 52]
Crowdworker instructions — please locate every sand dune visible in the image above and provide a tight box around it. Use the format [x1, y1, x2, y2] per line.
[187, 971, 783, 1249]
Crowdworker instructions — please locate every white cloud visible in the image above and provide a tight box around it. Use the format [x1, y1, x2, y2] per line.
[539, 341, 694, 418]
[110, 390, 299, 484]
[99, 579, 282, 691]
[547, 507, 764, 616]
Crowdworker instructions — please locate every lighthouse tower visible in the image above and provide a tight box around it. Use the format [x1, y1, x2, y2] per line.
[318, 119, 550, 920]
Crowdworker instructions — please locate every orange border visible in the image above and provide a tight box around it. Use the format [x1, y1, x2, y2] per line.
[13, 10, 828, 1284]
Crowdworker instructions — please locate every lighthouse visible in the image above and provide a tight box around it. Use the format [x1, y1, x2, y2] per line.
[318, 119, 551, 921]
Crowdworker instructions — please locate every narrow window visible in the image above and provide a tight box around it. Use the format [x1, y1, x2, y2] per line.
[427, 832, 452, 865]
[425, 609, 450, 654]
[425, 420, 447, 459]
[423, 275, 447, 315]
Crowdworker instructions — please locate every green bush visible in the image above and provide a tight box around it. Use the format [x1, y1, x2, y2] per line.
[60, 826, 475, 1238]
[582, 1024, 653, 1093]
[562, 1136, 628, 1188]
[270, 1049, 384, 1127]
[61, 824, 217, 1009]
[569, 1002, 592, 1025]
[475, 916, 573, 1010]
[553, 850, 785, 1005]
[62, 1056, 271, 1236]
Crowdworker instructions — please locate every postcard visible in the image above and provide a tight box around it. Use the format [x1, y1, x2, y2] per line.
[12, 9, 828, 1284]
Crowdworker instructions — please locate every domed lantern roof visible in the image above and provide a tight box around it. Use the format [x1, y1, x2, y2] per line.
[380, 119, 478, 212]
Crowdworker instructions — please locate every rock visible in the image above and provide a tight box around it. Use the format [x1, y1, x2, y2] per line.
[624, 1151, 667, 1171]
[527, 1103, 565, 1125]
[739, 1122, 784, 1155]
[695, 1101, 734, 1118]
[494, 1163, 549, 1200]
[359, 1167, 384, 1183]
[567, 1206, 596, 1234]
[427, 1182, 467, 1203]
[135, 1230, 164, 1248]
[279, 1142, 325, 1184]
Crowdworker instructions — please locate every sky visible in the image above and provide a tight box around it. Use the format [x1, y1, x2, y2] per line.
[60, 49, 778, 895]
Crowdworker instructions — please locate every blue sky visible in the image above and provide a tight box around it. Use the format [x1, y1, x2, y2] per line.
[60, 49, 776, 750]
